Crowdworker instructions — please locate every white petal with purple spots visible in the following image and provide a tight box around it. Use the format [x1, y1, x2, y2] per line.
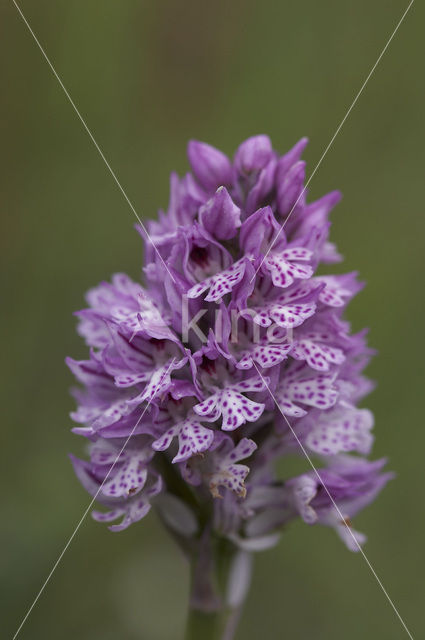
[152, 415, 214, 463]
[194, 377, 266, 431]
[187, 259, 246, 302]
[306, 406, 374, 456]
[263, 247, 313, 288]
[237, 342, 292, 370]
[291, 339, 345, 371]
[209, 438, 257, 498]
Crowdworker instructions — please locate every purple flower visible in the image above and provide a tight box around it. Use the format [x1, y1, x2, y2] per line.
[68, 135, 391, 553]
[284, 456, 394, 550]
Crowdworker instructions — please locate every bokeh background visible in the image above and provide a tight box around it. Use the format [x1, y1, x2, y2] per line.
[1, 1, 424, 638]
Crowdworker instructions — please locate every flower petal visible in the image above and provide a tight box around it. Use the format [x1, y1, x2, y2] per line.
[152, 416, 214, 463]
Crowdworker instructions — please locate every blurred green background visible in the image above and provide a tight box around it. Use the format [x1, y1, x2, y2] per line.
[1, 1, 424, 638]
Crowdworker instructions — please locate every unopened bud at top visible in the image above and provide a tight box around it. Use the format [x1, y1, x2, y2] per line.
[188, 140, 233, 192]
[234, 135, 274, 176]
[199, 187, 241, 240]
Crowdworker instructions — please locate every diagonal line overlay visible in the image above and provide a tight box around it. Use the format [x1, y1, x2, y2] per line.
[252, 362, 414, 639]
[11, 1, 416, 638]
[12, 0, 176, 283]
[12, 359, 176, 640]
[252, 0, 415, 281]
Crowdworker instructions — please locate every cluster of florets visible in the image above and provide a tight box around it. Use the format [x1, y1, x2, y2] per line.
[68, 135, 392, 549]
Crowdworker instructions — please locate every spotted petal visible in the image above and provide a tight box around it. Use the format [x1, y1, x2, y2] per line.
[254, 301, 316, 329]
[277, 371, 339, 417]
[89, 398, 136, 429]
[187, 259, 246, 302]
[286, 373, 339, 410]
[232, 377, 267, 393]
[282, 247, 312, 261]
[319, 285, 350, 307]
[70, 390, 137, 430]
[193, 378, 266, 431]
[220, 390, 265, 431]
[291, 339, 345, 371]
[237, 342, 292, 370]
[93, 476, 162, 532]
[275, 394, 307, 418]
[114, 371, 152, 388]
[264, 248, 313, 288]
[306, 406, 374, 456]
[269, 302, 316, 328]
[152, 415, 214, 463]
[209, 438, 257, 498]
[314, 274, 362, 307]
[102, 456, 149, 498]
[129, 358, 186, 404]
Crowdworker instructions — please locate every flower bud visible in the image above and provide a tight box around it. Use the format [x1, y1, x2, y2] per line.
[199, 186, 241, 240]
[234, 135, 273, 175]
[187, 140, 233, 191]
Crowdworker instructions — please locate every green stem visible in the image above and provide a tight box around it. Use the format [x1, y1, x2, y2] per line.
[184, 534, 251, 640]
[185, 596, 244, 640]
[185, 609, 223, 640]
